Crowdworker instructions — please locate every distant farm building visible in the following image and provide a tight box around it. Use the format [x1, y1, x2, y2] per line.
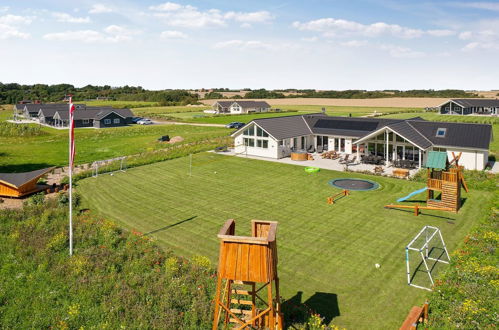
[439, 99, 499, 116]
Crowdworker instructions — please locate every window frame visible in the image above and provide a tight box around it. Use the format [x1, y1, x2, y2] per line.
[436, 128, 447, 138]
[104, 119, 111, 125]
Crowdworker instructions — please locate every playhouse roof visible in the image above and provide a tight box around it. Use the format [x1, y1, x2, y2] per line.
[424, 151, 447, 169]
[0, 167, 55, 188]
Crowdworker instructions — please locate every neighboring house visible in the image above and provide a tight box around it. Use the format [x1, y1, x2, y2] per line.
[52, 107, 133, 128]
[0, 167, 55, 197]
[212, 101, 271, 114]
[231, 114, 493, 170]
[439, 99, 499, 115]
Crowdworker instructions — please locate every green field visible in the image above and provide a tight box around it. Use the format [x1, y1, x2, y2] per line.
[0, 122, 228, 172]
[133, 105, 423, 124]
[77, 153, 494, 329]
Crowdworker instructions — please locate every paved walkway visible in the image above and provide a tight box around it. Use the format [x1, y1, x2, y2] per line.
[217, 150, 420, 177]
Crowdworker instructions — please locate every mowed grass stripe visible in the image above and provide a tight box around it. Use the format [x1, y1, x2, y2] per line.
[77, 153, 493, 329]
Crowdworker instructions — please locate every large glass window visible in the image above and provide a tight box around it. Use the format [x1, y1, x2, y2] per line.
[405, 146, 414, 160]
[243, 126, 255, 136]
[376, 134, 384, 141]
[396, 135, 405, 142]
[340, 138, 345, 152]
[256, 127, 269, 137]
[244, 138, 255, 147]
[376, 143, 384, 157]
[368, 143, 375, 155]
[256, 139, 268, 148]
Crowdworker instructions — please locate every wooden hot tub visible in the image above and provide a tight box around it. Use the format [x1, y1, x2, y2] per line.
[291, 150, 308, 161]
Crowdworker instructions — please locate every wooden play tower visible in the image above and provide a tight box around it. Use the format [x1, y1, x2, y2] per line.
[426, 152, 468, 213]
[212, 219, 283, 330]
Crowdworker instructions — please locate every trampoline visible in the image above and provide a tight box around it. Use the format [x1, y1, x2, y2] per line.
[329, 178, 379, 191]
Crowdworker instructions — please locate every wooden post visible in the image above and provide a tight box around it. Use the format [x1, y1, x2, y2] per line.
[414, 204, 419, 216]
[224, 280, 232, 325]
[423, 301, 429, 324]
[212, 276, 223, 330]
[268, 281, 274, 330]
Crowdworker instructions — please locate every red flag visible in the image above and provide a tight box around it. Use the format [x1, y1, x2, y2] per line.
[69, 96, 76, 167]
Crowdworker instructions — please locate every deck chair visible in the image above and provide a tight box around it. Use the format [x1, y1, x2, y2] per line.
[339, 154, 350, 164]
[348, 156, 357, 164]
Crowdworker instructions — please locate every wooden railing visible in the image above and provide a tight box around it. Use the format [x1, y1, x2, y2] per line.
[427, 179, 442, 190]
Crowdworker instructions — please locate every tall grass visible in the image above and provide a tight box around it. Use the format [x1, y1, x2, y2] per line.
[0, 122, 46, 137]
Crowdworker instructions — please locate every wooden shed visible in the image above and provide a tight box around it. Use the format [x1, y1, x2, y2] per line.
[0, 167, 55, 198]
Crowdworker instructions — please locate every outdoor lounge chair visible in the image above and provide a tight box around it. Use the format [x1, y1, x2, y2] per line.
[317, 145, 323, 153]
[339, 154, 350, 164]
[348, 156, 357, 164]
[308, 145, 315, 153]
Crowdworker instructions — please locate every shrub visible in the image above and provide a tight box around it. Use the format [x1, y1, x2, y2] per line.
[0, 122, 46, 137]
[428, 197, 498, 328]
[23, 192, 45, 207]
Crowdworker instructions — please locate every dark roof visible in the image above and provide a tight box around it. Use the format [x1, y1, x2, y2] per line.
[38, 107, 60, 117]
[216, 100, 271, 108]
[387, 121, 433, 149]
[408, 120, 492, 150]
[236, 114, 492, 151]
[305, 116, 401, 138]
[54, 107, 133, 120]
[450, 99, 499, 108]
[251, 114, 316, 140]
[0, 167, 55, 188]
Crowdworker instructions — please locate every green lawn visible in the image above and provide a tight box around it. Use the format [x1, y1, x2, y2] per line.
[0, 123, 228, 172]
[132, 105, 211, 116]
[273, 105, 423, 116]
[77, 153, 493, 329]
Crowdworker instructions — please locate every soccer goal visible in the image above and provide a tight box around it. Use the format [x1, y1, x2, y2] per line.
[406, 225, 450, 291]
[92, 156, 127, 177]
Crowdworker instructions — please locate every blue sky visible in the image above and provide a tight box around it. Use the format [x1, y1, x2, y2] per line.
[0, 0, 498, 90]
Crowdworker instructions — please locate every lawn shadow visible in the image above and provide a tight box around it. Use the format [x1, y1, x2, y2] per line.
[144, 216, 197, 236]
[0, 163, 54, 173]
[281, 291, 340, 327]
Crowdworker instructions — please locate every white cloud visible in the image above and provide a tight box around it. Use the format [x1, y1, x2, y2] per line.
[0, 14, 32, 25]
[459, 31, 473, 40]
[462, 41, 499, 51]
[52, 12, 91, 23]
[379, 44, 425, 58]
[224, 11, 273, 23]
[426, 29, 455, 37]
[213, 39, 273, 50]
[160, 30, 188, 39]
[0, 14, 32, 39]
[150, 2, 273, 28]
[149, 2, 183, 11]
[89, 4, 113, 14]
[0, 6, 9, 13]
[453, 2, 499, 12]
[293, 18, 455, 39]
[340, 40, 369, 47]
[43, 25, 138, 43]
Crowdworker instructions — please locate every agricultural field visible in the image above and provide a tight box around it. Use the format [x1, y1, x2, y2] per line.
[77, 153, 494, 329]
[132, 105, 210, 116]
[0, 122, 228, 172]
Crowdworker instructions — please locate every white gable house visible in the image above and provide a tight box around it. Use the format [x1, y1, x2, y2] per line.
[213, 100, 271, 114]
[231, 114, 493, 170]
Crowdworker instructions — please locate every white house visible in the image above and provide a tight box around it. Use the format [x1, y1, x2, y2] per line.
[231, 114, 493, 171]
[212, 101, 271, 114]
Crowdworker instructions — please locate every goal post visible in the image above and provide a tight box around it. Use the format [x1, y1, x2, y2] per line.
[92, 156, 127, 177]
[406, 225, 450, 291]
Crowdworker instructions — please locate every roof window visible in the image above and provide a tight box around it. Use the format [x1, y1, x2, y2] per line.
[436, 128, 446, 138]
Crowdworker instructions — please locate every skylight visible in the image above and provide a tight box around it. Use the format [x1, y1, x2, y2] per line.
[436, 128, 446, 138]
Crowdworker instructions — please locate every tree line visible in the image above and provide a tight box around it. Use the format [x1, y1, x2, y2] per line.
[0, 83, 199, 106]
[0, 82, 480, 105]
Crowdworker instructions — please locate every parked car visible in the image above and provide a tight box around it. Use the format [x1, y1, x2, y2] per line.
[137, 119, 153, 125]
[131, 117, 143, 124]
[225, 122, 245, 129]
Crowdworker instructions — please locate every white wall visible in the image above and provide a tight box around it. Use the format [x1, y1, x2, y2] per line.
[233, 126, 279, 159]
[445, 148, 488, 170]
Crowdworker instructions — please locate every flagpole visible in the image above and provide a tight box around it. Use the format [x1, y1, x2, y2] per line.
[68, 96, 73, 256]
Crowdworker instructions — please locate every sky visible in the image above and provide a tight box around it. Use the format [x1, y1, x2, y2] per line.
[0, 0, 498, 90]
